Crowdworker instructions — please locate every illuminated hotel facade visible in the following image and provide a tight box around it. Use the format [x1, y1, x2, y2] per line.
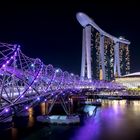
[76, 12, 130, 81]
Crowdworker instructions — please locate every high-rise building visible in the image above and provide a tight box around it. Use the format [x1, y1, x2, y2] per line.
[76, 12, 130, 81]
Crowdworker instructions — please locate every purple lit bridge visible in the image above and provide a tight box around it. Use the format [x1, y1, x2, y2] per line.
[0, 42, 124, 122]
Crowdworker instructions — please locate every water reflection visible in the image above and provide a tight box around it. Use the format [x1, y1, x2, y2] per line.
[28, 107, 34, 128]
[40, 102, 48, 115]
[11, 123, 18, 140]
[71, 100, 140, 140]
[2, 99, 140, 140]
[71, 107, 100, 140]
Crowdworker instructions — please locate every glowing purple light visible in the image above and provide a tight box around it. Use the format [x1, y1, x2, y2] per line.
[2, 64, 6, 68]
[55, 69, 59, 73]
[25, 106, 28, 110]
[6, 61, 9, 64]
[21, 95, 24, 98]
[11, 56, 14, 59]
[37, 97, 40, 100]
[29, 86, 32, 89]
[31, 64, 34, 67]
[71, 73, 74, 76]
[44, 99, 47, 101]
[5, 108, 9, 113]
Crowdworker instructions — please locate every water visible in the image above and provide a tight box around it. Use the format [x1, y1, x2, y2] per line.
[1, 100, 140, 140]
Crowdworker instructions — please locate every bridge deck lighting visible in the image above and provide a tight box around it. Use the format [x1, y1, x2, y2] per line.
[2, 64, 6, 68]
[5, 108, 9, 113]
[31, 64, 34, 67]
[25, 106, 29, 110]
[55, 69, 59, 73]
[6, 61, 9, 64]
[71, 73, 74, 76]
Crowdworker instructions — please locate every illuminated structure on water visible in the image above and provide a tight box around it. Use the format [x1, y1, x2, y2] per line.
[76, 12, 130, 81]
[0, 42, 125, 122]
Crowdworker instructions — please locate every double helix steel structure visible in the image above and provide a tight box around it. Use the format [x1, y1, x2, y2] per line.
[0, 42, 124, 122]
[0, 42, 83, 121]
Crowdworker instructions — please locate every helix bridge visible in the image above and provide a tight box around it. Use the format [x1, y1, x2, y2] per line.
[0, 42, 124, 122]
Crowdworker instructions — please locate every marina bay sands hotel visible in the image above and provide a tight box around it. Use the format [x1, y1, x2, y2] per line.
[76, 12, 130, 81]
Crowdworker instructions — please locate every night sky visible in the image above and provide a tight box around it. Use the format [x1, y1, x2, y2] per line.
[0, 1, 139, 75]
